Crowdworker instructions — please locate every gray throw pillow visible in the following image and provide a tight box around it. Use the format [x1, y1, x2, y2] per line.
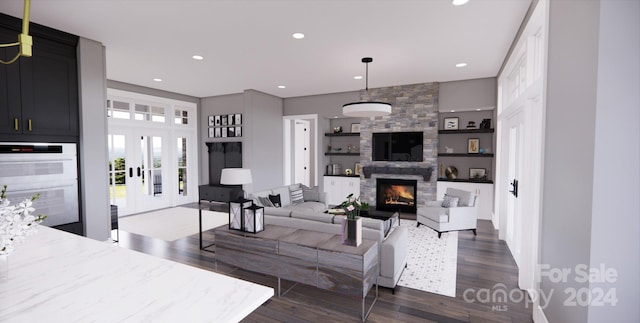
[441, 194, 460, 208]
[290, 188, 304, 205]
[302, 186, 320, 202]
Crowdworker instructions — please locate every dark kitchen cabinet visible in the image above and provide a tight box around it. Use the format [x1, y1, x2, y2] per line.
[0, 14, 79, 141]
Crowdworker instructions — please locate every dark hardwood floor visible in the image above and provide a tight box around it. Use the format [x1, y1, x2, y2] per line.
[115, 209, 533, 322]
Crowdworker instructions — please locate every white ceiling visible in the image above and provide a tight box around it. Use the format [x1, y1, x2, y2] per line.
[0, 0, 531, 99]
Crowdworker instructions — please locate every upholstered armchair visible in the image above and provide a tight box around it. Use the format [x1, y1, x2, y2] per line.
[416, 188, 479, 238]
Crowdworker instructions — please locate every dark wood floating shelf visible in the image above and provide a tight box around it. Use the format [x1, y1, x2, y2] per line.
[324, 132, 360, 137]
[438, 128, 495, 134]
[438, 153, 495, 157]
[325, 152, 360, 156]
[438, 178, 494, 184]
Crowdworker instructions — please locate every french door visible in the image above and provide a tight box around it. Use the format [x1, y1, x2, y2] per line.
[501, 109, 525, 268]
[108, 126, 171, 215]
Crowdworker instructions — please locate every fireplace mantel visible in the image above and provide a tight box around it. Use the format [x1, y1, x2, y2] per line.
[362, 166, 433, 181]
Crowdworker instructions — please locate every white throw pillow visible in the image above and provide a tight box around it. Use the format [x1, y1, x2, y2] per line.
[441, 194, 460, 208]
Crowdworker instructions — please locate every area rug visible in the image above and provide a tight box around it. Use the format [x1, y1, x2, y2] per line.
[397, 219, 458, 297]
[118, 207, 228, 242]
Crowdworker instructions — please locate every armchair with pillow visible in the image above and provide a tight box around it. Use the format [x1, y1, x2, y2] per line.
[416, 188, 479, 238]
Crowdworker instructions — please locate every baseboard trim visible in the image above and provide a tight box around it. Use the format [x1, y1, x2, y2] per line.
[533, 304, 549, 323]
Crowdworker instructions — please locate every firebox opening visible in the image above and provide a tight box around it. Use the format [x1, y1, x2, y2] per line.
[376, 178, 417, 213]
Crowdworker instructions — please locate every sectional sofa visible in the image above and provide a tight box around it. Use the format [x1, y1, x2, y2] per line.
[249, 183, 409, 290]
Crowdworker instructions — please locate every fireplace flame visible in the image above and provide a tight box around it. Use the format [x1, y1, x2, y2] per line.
[384, 185, 415, 206]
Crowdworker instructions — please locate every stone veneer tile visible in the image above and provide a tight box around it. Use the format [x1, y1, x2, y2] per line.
[358, 83, 439, 207]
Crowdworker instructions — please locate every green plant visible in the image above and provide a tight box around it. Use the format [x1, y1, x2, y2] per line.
[338, 193, 369, 220]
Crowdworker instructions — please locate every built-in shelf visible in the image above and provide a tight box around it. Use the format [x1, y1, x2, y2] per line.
[438, 153, 494, 157]
[325, 152, 360, 156]
[324, 174, 361, 178]
[324, 132, 360, 137]
[438, 128, 494, 134]
[437, 178, 494, 184]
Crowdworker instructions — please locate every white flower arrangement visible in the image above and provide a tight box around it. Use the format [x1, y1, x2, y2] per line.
[338, 193, 369, 220]
[0, 185, 47, 255]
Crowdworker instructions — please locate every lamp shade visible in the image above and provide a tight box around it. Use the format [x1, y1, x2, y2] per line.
[220, 168, 252, 185]
[343, 101, 392, 117]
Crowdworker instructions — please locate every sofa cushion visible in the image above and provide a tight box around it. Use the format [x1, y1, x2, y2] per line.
[264, 206, 291, 217]
[271, 186, 291, 207]
[291, 201, 327, 213]
[291, 209, 334, 223]
[446, 188, 475, 207]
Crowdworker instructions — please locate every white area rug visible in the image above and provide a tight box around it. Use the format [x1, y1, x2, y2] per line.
[397, 219, 458, 297]
[118, 207, 228, 242]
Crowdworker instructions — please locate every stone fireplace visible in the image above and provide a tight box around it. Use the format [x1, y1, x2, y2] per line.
[376, 178, 417, 213]
[357, 82, 439, 210]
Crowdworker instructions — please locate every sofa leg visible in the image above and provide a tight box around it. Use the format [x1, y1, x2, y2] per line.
[416, 222, 420, 228]
[392, 287, 395, 295]
[438, 232, 442, 238]
[472, 229, 477, 235]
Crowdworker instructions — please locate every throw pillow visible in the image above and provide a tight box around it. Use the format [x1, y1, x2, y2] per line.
[258, 196, 274, 207]
[290, 188, 304, 205]
[302, 187, 320, 202]
[441, 194, 460, 208]
[268, 194, 282, 208]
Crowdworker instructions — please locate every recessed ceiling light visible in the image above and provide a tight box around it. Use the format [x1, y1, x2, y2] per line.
[476, 108, 482, 111]
[452, 0, 469, 6]
[292, 33, 305, 39]
[153, 78, 162, 82]
[354, 76, 363, 80]
[192, 55, 204, 60]
[450, 110, 456, 112]
[333, 116, 339, 118]
[456, 63, 467, 67]
[278, 85, 286, 89]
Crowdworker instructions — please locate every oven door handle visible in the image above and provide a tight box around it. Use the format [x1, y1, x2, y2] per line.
[129, 167, 133, 178]
[137, 167, 141, 177]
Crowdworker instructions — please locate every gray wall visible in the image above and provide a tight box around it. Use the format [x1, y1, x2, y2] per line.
[439, 77, 497, 111]
[78, 38, 110, 240]
[243, 90, 284, 192]
[199, 93, 244, 185]
[541, 0, 640, 321]
[284, 90, 359, 119]
[588, 0, 639, 321]
[107, 80, 200, 105]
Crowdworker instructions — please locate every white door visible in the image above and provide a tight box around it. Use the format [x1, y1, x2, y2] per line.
[108, 126, 171, 215]
[294, 120, 311, 187]
[503, 111, 524, 267]
[173, 131, 198, 206]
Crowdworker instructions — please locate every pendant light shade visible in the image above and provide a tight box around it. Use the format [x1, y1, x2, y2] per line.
[343, 57, 391, 117]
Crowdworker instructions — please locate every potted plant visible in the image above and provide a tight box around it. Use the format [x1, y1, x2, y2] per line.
[338, 194, 369, 247]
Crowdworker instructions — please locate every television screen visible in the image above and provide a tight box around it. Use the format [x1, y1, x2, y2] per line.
[372, 132, 423, 161]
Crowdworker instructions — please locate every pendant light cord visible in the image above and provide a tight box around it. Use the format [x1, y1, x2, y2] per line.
[365, 61, 369, 91]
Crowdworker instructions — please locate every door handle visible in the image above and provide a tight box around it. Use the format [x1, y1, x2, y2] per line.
[509, 179, 519, 198]
[14, 118, 19, 131]
[129, 167, 133, 178]
[28, 119, 32, 131]
[137, 167, 141, 177]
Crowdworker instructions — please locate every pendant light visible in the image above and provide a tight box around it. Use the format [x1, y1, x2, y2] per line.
[343, 57, 392, 117]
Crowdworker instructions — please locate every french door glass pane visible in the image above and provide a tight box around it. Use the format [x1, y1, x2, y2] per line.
[177, 137, 187, 196]
[108, 134, 127, 206]
[140, 135, 163, 197]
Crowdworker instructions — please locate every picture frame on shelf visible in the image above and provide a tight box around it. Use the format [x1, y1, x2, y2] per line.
[228, 114, 235, 125]
[221, 115, 228, 126]
[222, 127, 228, 137]
[228, 127, 235, 137]
[235, 113, 242, 125]
[469, 168, 486, 179]
[444, 117, 459, 130]
[208, 115, 215, 127]
[351, 123, 361, 133]
[214, 115, 221, 126]
[214, 127, 221, 138]
[354, 163, 362, 175]
[468, 138, 480, 153]
[208, 127, 214, 138]
[235, 126, 242, 137]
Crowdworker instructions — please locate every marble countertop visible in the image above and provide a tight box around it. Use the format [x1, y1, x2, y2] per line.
[0, 227, 273, 322]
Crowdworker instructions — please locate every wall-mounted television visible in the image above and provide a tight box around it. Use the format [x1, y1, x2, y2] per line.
[372, 132, 423, 162]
